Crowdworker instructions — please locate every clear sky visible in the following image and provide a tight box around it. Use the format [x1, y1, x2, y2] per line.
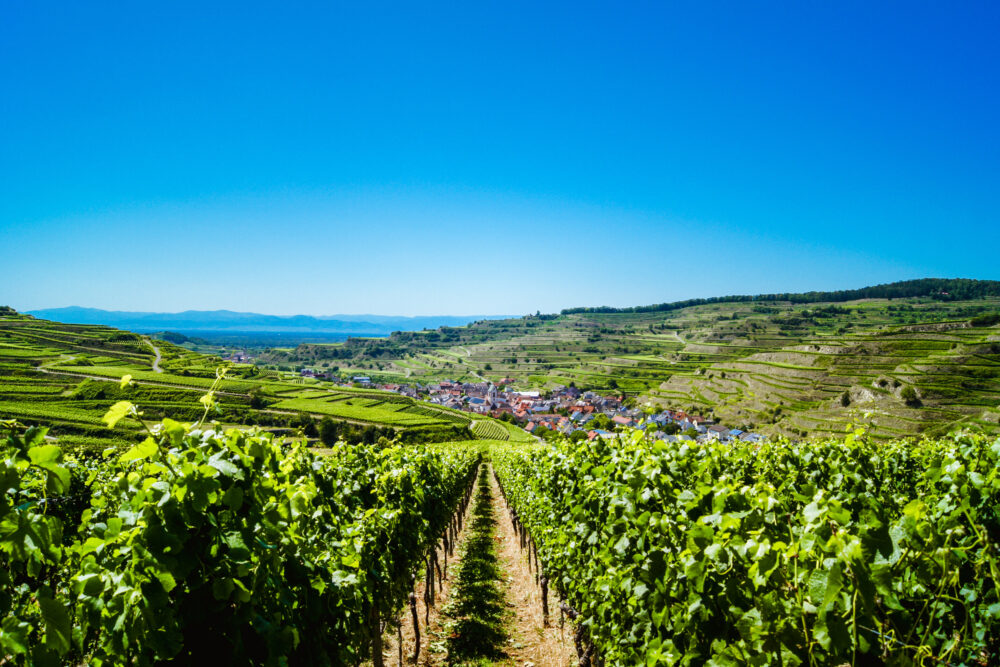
[2, 1, 998, 316]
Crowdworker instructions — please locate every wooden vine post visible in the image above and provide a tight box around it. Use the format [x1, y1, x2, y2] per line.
[408, 592, 420, 664]
[424, 559, 431, 625]
[532, 539, 540, 585]
[370, 602, 384, 667]
[540, 571, 549, 627]
[443, 534, 449, 579]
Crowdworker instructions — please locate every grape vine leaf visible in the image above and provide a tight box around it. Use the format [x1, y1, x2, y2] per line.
[119, 437, 158, 464]
[102, 401, 135, 428]
[39, 596, 70, 655]
[28, 445, 70, 493]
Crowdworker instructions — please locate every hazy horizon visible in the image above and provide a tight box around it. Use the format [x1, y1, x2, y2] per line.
[26, 305, 515, 319]
[17, 275, 994, 319]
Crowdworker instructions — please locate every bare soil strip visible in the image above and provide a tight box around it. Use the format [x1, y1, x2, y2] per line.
[376, 463, 576, 667]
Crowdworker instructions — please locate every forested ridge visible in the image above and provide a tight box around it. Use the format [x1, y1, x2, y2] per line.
[561, 278, 1000, 314]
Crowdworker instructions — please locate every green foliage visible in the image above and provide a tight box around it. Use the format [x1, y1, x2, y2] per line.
[492, 430, 1000, 665]
[248, 387, 268, 409]
[901, 385, 921, 406]
[970, 312, 1000, 327]
[318, 416, 339, 445]
[590, 413, 613, 431]
[0, 412, 479, 664]
[0, 421, 71, 664]
[101, 400, 136, 428]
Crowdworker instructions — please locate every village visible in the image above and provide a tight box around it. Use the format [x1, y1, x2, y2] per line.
[297, 366, 765, 445]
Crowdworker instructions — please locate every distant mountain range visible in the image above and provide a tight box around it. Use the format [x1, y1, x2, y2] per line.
[26, 307, 510, 336]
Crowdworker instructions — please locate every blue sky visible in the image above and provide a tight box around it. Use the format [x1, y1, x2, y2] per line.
[2, 1, 998, 316]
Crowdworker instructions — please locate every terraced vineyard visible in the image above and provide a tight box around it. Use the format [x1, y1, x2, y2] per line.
[270, 396, 444, 426]
[265, 280, 1000, 439]
[474, 417, 537, 443]
[0, 313, 492, 451]
[471, 419, 510, 441]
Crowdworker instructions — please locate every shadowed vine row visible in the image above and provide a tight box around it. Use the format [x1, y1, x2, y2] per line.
[0, 373, 482, 666]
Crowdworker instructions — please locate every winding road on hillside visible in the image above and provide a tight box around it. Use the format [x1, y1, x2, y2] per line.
[144, 338, 163, 373]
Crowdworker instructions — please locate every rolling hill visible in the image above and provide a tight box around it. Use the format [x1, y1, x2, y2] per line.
[262, 279, 1000, 439]
[0, 311, 514, 451]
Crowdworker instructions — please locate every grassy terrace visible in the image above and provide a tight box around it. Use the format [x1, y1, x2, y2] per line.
[0, 313, 518, 452]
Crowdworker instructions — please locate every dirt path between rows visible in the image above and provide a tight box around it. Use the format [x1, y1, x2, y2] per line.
[377, 465, 575, 667]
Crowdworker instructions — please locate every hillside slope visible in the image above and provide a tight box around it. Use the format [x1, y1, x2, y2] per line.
[0, 312, 490, 450]
[262, 280, 1000, 438]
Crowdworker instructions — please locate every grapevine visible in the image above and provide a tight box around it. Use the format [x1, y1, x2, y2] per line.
[0, 401, 479, 664]
[492, 429, 1000, 665]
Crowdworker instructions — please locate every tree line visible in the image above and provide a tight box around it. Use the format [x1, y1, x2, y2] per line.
[561, 278, 1000, 314]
